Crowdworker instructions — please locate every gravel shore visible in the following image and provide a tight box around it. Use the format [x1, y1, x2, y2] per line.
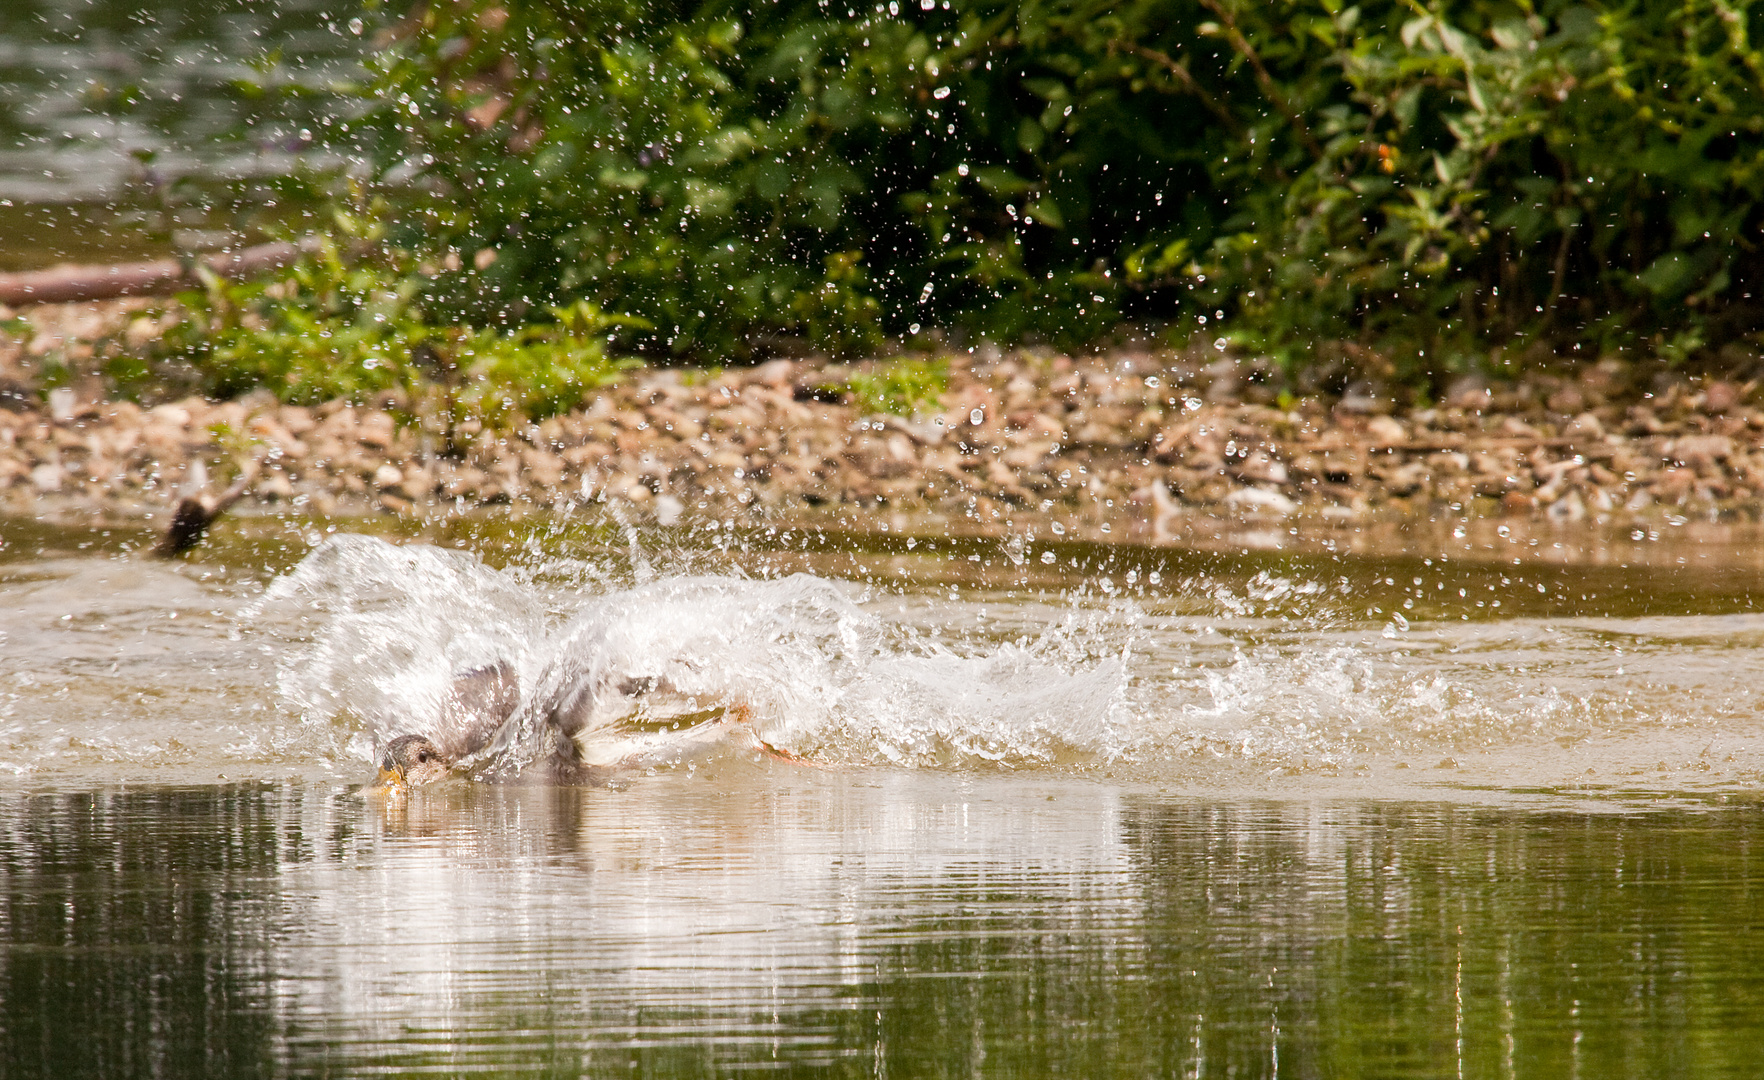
[5, 299, 1764, 543]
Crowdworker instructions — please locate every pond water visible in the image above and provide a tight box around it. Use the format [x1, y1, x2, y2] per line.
[0, 0, 356, 270]
[3, 511, 1764, 1076]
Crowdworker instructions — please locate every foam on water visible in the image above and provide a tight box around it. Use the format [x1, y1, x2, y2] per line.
[254, 535, 549, 763]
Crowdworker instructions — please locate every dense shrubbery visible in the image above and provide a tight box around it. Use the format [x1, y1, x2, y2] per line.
[161, 234, 636, 421]
[267, 0, 1762, 379]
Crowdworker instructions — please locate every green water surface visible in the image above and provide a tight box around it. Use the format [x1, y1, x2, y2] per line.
[0, 780, 1760, 1079]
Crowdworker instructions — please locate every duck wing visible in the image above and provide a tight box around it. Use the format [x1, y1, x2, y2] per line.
[431, 661, 521, 760]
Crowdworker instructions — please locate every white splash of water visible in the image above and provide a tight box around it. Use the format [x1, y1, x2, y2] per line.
[6, 533, 1761, 787]
[254, 534, 549, 756]
[261, 535, 1134, 773]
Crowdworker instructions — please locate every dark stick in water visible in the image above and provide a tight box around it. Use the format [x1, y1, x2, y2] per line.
[153, 461, 258, 558]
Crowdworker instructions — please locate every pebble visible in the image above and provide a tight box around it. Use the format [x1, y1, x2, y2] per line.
[28, 462, 63, 492]
[5, 300, 1764, 534]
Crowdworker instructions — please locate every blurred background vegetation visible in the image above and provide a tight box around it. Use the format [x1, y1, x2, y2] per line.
[29, 0, 1764, 407]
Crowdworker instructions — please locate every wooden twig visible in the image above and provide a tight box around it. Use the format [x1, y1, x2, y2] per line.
[1115, 41, 1245, 140]
[1366, 436, 1611, 455]
[1196, 0, 1326, 161]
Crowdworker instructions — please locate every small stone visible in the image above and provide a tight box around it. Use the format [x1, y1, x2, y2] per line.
[372, 463, 404, 489]
[1129, 480, 1181, 518]
[1444, 376, 1492, 411]
[1703, 381, 1740, 414]
[1365, 415, 1406, 447]
[357, 411, 395, 449]
[280, 407, 316, 435]
[1563, 412, 1604, 440]
[1669, 435, 1733, 469]
[1653, 467, 1697, 500]
[124, 317, 161, 349]
[0, 378, 35, 412]
[752, 359, 796, 387]
[28, 463, 63, 492]
[149, 403, 192, 427]
[1381, 462, 1426, 497]
[1547, 386, 1585, 414]
[1546, 491, 1587, 522]
[1336, 379, 1388, 415]
[1232, 450, 1290, 485]
[1224, 486, 1297, 516]
[258, 473, 295, 501]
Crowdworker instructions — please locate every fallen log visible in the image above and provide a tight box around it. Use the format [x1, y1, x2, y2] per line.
[0, 237, 325, 306]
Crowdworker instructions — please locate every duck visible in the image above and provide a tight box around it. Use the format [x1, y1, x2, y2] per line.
[375, 733, 455, 787]
[369, 660, 790, 790]
[373, 728, 614, 787]
[370, 660, 609, 788]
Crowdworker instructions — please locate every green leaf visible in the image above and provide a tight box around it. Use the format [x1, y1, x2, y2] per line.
[1024, 197, 1065, 229]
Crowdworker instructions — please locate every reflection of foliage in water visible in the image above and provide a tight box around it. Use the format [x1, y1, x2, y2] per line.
[3, 787, 1764, 1076]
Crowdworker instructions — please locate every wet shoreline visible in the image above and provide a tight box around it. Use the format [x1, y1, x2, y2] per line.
[5, 299, 1764, 549]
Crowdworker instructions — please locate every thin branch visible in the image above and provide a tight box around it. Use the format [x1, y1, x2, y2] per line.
[1196, 0, 1325, 161]
[1544, 221, 1574, 328]
[1114, 41, 1243, 139]
[1544, 153, 1579, 329]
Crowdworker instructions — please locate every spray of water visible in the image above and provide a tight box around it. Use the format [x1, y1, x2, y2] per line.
[8, 526, 1754, 788]
[258, 535, 1134, 775]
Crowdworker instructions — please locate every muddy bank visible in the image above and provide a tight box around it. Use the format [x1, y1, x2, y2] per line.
[4, 300, 1764, 546]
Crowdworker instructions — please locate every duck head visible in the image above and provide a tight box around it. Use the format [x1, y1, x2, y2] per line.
[375, 734, 454, 788]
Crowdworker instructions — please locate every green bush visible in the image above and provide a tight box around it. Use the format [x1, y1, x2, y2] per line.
[842, 356, 950, 416]
[160, 239, 638, 421]
[271, 0, 1763, 373]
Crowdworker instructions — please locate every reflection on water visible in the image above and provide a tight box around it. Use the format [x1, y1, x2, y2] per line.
[1, 779, 1762, 1078]
[5, 514, 1764, 1076]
